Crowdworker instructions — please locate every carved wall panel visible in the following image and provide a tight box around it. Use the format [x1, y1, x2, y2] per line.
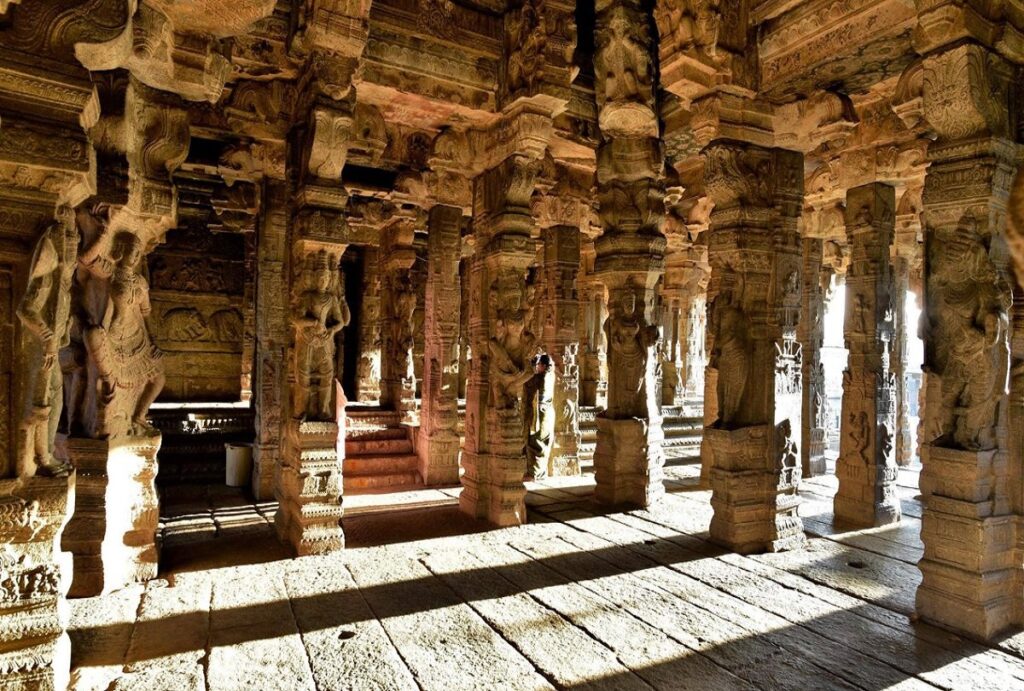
[147, 225, 247, 402]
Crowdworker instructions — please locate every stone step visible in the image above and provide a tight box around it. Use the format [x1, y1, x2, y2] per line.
[345, 438, 414, 456]
[343, 471, 422, 492]
[344, 454, 418, 476]
[345, 426, 409, 441]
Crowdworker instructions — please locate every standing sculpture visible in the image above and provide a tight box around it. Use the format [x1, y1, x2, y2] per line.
[488, 307, 537, 411]
[604, 291, 659, 418]
[294, 250, 349, 421]
[928, 227, 1010, 450]
[85, 232, 165, 438]
[710, 279, 750, 427]
[17, 207, 77, 476]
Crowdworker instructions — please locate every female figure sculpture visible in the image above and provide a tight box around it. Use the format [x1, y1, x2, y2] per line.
[85, 232, 165, 438]
[710, 281, 750, 428]
[605, 292, 658, 419]
[295, 251, 349, 421]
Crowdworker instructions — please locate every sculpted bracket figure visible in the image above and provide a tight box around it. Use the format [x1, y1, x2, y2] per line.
[17, 207, 78, 477]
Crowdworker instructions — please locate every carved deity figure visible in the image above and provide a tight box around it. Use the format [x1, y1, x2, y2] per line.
[16, 207, 77, 477]
[594, 8, 651, 107]
[710, 281, 750, 427]
[775, 419, 799, 488]
[524, 354, 555, 480]
[488, 305, 537, 411]
[392, 275, 417, 382]
[605, 291, 659, 418]
[506, 0, 545, 96]
[294, 251, 349, 421]
[662, 0, 721, 59]
[928, 228, 1010, 450]
[83, 232, 165, 438]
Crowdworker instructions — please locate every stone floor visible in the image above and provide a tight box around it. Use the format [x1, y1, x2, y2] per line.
[68, 456, 1024, 691]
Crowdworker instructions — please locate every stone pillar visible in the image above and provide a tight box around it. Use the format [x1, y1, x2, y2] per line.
[800, 238, 828, 477]
[590, 0, 667, 508]
[461, 149, 544, 526]
[379, 217, 419, 426]
[355, 246, 382, 402]
[59, 81, 187, 595]
[579, 282, 608, 408]
[661, 299, 684, 407]
[892, 257, 913, 467]
[682, 295, 707, 405]
[253, 178, 289, 501]
[915, 43, 1021, 639]
[240, 232, 257, 402]
[418, 205, 463, 485]
[275, 18, 369, 552]
[834, 183, 901, 528]
[542, 225, 581, 476]
[702, 141, 806, 554]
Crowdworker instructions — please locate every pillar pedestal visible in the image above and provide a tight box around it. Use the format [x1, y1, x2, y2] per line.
[459, 408, 528, 527]
[0, 475, 75, 690]
[594, 417, 664, 506]
[58, 436, 159, 597]
[917, 446, 1017, 639]
[276, 416, 344, 555]
[706, 425, 805, 554]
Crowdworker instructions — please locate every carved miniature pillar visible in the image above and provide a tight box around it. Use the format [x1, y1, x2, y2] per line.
[682, 295, 707, 405]
[458, 258, 470, 400]
[355, 246, 382, 402]
[253, 178, 289, 500]
[542, 225, 581, 476]
[379, 217, 419, 426]
[579, 282, 608, 407]
[418, 205, 463, 485]
[660, 299, 683, 407]
[702, 141, 806, 554]
[413, 234, 428, 399]
[891, 257, 913, 467]
[834, 183, 901, 528]
[914, 42, 1021, 639]
[461, 151, 543, 526]
[799, 239, 828, 477]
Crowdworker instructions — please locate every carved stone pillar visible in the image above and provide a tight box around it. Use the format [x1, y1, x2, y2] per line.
[915, 42, 1021, 639]
[591, 0, 667, 507]
[418, 205, 463, 485]
[891, 257, 913, 467]
[379, 217, 419, 426]
[682, 295, 707, 405]
[253, 178, 289, 501]
[461, 150, 544, 526]
[835, 183, 901, 528]
[542, 225, 581, 476]
[356, 246, 382, 402]
[702, 141, 806, 554]
[660, 299, 685, 407]
[579, 281, 608, 408]
[275, 18, 369, 552]
[59, 80, 187, 596]
[799, 238, 828, 477]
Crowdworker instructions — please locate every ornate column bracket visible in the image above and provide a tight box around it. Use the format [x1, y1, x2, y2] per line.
[835, 183, 901, 528]
[702, 141, 806, 554]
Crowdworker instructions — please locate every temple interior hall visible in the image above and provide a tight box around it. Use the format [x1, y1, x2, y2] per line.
[4, 0, 1024, 689]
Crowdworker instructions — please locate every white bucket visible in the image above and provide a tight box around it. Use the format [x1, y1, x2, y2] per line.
[225, 443, 253, 488]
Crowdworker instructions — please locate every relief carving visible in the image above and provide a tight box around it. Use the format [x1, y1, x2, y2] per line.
[293, 250, 350, 422]
[17, 207, 77, 477]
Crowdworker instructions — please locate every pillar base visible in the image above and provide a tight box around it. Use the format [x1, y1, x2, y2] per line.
[705, 425, 805, 554]
[548, 447, 580, 477]
[835, 458, 901, 529]
[252, 443, 276, 501]
[275, 420, 344, 556]
[417, 429, 460, 486]
[593, 416, 664, 507]
[0, 474, 75, 691]
[58, 436, 160, 597]
[459, 409, 527, 527]
[916, 444, 1021, 640]
[804, 428, 827, 477]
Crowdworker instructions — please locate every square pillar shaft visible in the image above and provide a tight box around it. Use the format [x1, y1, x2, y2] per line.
[835, 183, 901, 528]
